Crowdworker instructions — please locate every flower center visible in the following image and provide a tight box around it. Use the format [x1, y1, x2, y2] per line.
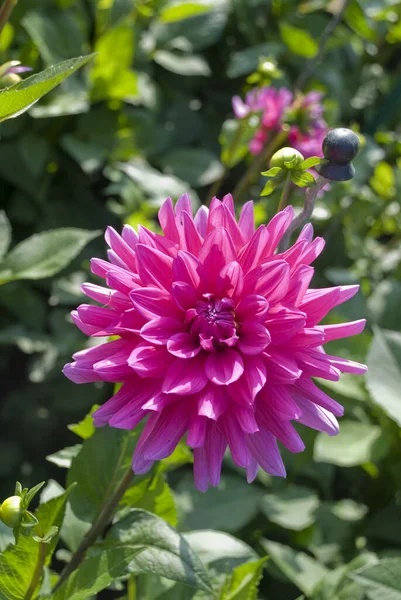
[185, 293, 239, 352]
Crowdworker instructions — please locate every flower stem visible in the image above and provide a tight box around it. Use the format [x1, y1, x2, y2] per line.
[128, 575, 137, 600]
[233, 129, 288, 203]
[277, 171, 292, 213]
[207, 120, 247, 202]
[0, 0, 17, 36]
[24, 542, 46, 600]
[278, 175, 327, 252]
[53, 467, 134, 592]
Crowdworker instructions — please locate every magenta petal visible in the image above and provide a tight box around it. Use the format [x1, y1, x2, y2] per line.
[172, 281, 198, 311]
[246, 428, 286, 477]
[264, 206, 294, 255]
[238, 322, 271, 355]
[216, 261, 244, 298]
[258, 410, 305, 453]
[175, 192, 193, 217]
[93, 351, 133, 381]
[162, 354, 208, 395]
[167, 332, 201, 358]
[140, 317, 184, 345]
[63, 362, 102, 384]
[105, 226, 137, 271]
[236, 405, 259, 433]
[266, 306, 306, 344]
[259, 385, 301, 420]
[238, 201, 255, 243]
[188, 414, 208, 447]
[300, 285, 359, 326]
[223, 412, 251, 467]
[141, 402, 189, 461]
[206, 349, 244, 386]
[128, 343, 172, 378]
[296, 350, 341, 381]
[136, 244, 173, 291]
[295, 395, 339, 436]
[238, 226, 269, 274]
[236, 295, 269, 323]
[106, 268, 140, 296]
[193, 447, 209, 492]
[73, 338, 127, 362]
[227, 355, 267, 405]
[194, 205, 209, 237]
[172, 251, 202, 290]
[205, 421, 227, 487]
[198, 384, 228, 420]
[294, 377, 344, 417]
[263, 350, 302, 384]
[130, 287, 180, 319]
[179, 211, 203, 255]
[199, 227, 237, 278]
[284, 265, 314, 306]
[326, 355, 368, 375]
[246, 457, 259, 483]
[321, 319, 366, 342]
[81, 283, 131, 311]
[158, 197, 180, 243]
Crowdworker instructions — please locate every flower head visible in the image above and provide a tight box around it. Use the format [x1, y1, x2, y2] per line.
[64, 195, 367, 491]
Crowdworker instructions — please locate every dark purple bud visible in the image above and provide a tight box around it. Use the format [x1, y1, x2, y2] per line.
[316, 128, 360, 181]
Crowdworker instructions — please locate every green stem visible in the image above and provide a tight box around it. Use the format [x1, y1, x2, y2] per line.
[0, 0, 17, 36]
[24, 543, 46, 600]
[128, 575, 137, 600]
[53, 467, 134, 592]
[207, 120, 247, 202]
[277, 171, 292, 212]
[232, 129, 289, 203]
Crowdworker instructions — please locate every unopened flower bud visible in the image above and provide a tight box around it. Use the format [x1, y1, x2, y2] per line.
[270, 147, 304, 169]
[316, 128, 360, 181]
[0, 496, 23, 528]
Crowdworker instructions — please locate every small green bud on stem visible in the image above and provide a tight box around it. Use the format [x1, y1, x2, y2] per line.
[0, 496, 23, 528]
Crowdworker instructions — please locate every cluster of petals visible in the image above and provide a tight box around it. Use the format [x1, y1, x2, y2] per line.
[232, 86, 328, 158]
[63, 194, 367, 491]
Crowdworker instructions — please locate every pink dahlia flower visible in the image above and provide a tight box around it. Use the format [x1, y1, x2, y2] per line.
[63, 195, 367, 491]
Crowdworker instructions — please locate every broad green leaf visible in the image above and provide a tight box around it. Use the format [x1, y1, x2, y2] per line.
[46, 445, 82, 469]
[291, 170, 316, 187]
[345, 0, 376, 42]
[0, 228, 100, 283]
[67, 405, 99, 440]
[301, 157, 326, 169]
[313, 553, 378, 600]
[261, 539, 328, 596]
[260, 485, 319, 531]
[314, 420, 389, 467]
[350, 558, 401, 600]
[226, 42, 283, 78]
[0, 211, 11, 260]
[0, 54, 94, 122]
[105, 509, 212, 591]
[369, 161, 395, 200]
[220, 557, 267, 600]
[261, 167, 283, 177]
[280, 23, 318, 58]
[160, 148, 223, 186]
[153, 51, 211, 76]
[121, 474, 177, 527]
[366, 327, 401, 426]
[160, 1, 213, 23]
[0, 487, 71, 599]
[52, 545, 144, 600]
[260, 174, 285, 196]
[175, 473, 264, 533]
[367, 280, 401, 330]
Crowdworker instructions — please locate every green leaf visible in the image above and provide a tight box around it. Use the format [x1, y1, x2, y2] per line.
[220, 557, 267, 600]
[105, 509, 212, 591]
[153, 51, 211, 76]
[261, 539, 328, 596]
[220, 119, 255, 168]
[24, 481, 46, 508]
[0, 228, 100, 283]
[159, 148, 223, 186]
[291, 170, 316, 187]
[350, 558, 401, 600]
[260, 174, 285, 196]
[301, 156, 326, 169]
[366, 327, 401, 427]
[0, 487, 71, 599]
[32, 525, 58, 544]
[67, 405, 99, 440]
[369, 161, 395, 200]
[313, 420, 389, 467]
[0, 211, 11, 260]
[344, 0, 376, 42]
[0, 54, 94, 122]
[175, 473, 264, 533]
[226, 43, 283, 78]
[46, 445, 82, 469]
[159, 1, 213, 23]
[260, 167, 283, 177]
[260, 485, 319, 531]
[280, 23, 318, 58]
[121, 474, 177, 527]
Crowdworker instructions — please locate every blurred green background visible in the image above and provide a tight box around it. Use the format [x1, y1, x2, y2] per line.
[1, 0, 401, 598]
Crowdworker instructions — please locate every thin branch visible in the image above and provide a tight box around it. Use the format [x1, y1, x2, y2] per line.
[0, 0, 17, 36]
[295, 0, 351, 91]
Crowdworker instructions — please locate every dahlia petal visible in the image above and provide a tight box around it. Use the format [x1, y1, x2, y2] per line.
[130, 287, 178, 319]
[232, 95, 249, 118]
[236, 405, 259, 433]
[297, 223, 314, 243]
[172, 251, 202, 290]
[93, 351, 133, 381]
[263, 350, 302, 384]
[193, 447, 209, 492]
[105, 226, 137, 271]
[223, 412, 251, 467]
[300, 285, 359, 326]
[141, 392, 178, 412]
[62, 362, 102, 384]
[132, 415, 159, 474]
[106, 268, 140, 296]
[109, 384, 161, 429]
[167, 332, 201, 358]
[238, 201, 255, 243]
[158, 197, 180, 243]
[238, 226, 269, 274]
[321, 319, 366, 342]
[128, 343, 172, 378]
[107, 249, 128, 269]
[194, 205, 209, 238]
[121, 224, 138, 249]
[142, 402, 189, 461]
[289, 328, 325, 348]
[235, 295, 269, 323]
[81, 283, 131, 311]
[246, 457, 259, 483]
[113, 308, 146, 335]
[172, 281, 198, 311]
[278, 240, 309, 271]
[326, 355, 368, 375]
[266, 306, 306, 344]
[258, 411, 305, 453]
[136, 244, 173, 291]
[238, 322, 271, 355]
[77, 304, 119, 329]
[162, 354, 208, 395]
[206, 348, 244, 386]
[254, 260, 290, 304]
[179, 211, 203, 255]
[198, 384, 228, 420]
[91, 257, 112, 279]
[71, 311, 100, 336]
[296, 351, 341, 381]
[216, 261, 244, 298]
[188, 414, 208, 447]
[175, 192, 192, 217]
[294, 377, 344, 417]
[209, 204, 244, 248]
[72, 338, 127, 362]
[295, 395, 339, 436]
[140, 317, 185, 345]
[222, 193, 235, 215]
[246, 428, 286, 477]
[264, 206, 294, 255]
[92, 378, 155, 427]
[138, 226, 178, 258]
[259, 385, 301, 420]
[206, 421, 227, 487]
[300, 237, 325, 266]
[284, 265, 314, 306]
[227, 355, 267, 405]
[199, 228, 237, 282]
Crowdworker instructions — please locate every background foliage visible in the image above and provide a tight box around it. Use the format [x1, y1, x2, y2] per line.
[1, 0, 401, 598]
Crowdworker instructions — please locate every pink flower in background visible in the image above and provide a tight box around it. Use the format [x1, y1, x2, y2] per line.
[64, 195, 367, 491]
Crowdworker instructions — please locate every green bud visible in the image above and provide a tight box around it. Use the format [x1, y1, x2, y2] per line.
[0, 496, 23, 528]
[270, 147, 304, 170]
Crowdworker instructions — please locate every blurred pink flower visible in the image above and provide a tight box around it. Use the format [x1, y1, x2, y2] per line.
[64, 195, 366, 491]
